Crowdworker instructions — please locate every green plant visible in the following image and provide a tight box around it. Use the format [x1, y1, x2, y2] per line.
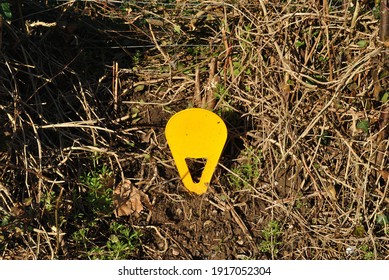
[376, 213, 389, 236]
[259, 220, 282, 257]
[228, 147, 263, 190]
[71, 221, 141, 260]
[294, 196, 309, 210]
[380, 91, 389, 102]
[71, 165, 142, 259]
[0, 212, 11, 243]
[71, 227, 90, 251]
[295, 40, 305, 48]
[360, 244, 375, 260]
[89, 222, 141, 260]
[0, 1, 12, 20]
[357, 40, 368, 48]
[132, 50, 142, 65]
[213, 83, 228, 100]
[356, 119, 370, 134]
[79, 165, 113, 216]
[42, 190, 56, 212]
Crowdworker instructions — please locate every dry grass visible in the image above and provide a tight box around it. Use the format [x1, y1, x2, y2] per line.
[0, 0, 388, 259]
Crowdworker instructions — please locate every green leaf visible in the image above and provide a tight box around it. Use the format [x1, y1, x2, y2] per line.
[357, 40, 368, 48]
[373, 5, 380, 19]
[356, 119, 369, 134]
[353, 225, 366, 237]
[173, 24, 181, 34]
[176, 61, 185, 71]
[295, 40, 305, 48]
[319, 55, 329, 62]
[376, 213, 389, 225]
[109, 234, 119, 243]
[133, 84, 144, 93]
[380, 92, 389, 103]
[0, 2, 12, 20]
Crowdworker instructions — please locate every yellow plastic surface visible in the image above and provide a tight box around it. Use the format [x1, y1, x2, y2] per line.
[165, 108, 227, 194]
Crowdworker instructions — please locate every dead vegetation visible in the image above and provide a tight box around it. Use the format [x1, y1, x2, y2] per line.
[0, 0, 388, 260]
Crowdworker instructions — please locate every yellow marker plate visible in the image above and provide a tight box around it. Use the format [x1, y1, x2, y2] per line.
[165, 108, 227, 194]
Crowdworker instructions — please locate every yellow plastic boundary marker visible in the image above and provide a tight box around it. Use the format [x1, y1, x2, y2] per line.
[165, 108, 228, 194]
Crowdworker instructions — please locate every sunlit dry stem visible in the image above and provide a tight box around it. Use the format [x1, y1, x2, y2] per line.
[113, 61, 119, 114]
[205, 57, 218, 110]
[0, 16, 3, 49]
[194, 65, 201, 106]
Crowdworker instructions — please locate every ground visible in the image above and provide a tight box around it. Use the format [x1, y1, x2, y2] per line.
[0, 0, 388, 260]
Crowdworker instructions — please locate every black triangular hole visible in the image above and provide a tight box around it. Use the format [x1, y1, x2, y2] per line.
[185, 158, 207, 183]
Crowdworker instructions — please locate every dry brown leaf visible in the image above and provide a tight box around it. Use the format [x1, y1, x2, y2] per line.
[139, 129, 153, 143]
[379, 170, 389, 183]
[113, 180, 151, 217]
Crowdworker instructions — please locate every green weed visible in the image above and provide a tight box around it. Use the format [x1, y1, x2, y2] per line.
[132, 50, 142, 65]
[69, 165, 142, 259]
[79, 165, 113, 216]
[259, 220, 282, 257]
[376, 213, 389, 236]
[71, 221, 141, 260]
[0, 1, 12, 20]
[42, 190, 56, 212]
[89, 222, 141, 260]
[360, 244, 375, 260]
[228, 147, 263, 190]
[356, 119, 370, 134]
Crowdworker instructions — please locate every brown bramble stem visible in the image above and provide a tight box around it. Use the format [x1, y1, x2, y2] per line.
[380, 0, 389, 46]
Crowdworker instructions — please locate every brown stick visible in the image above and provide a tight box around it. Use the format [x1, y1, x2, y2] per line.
[375, 105, 389, 168]
[193, 65, 202, 107]
[112, 61, 119, 115]
[205, 58, 218, 110]
[380, 0, 389, 47]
